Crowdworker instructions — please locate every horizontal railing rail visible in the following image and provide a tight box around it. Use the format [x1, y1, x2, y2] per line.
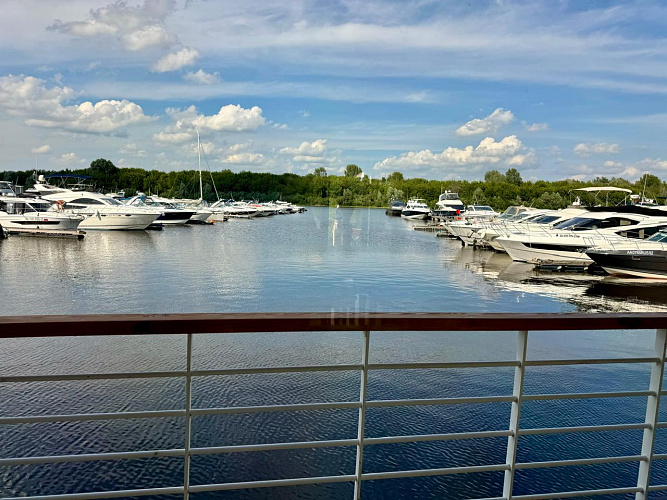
[1, 312, 666, 500]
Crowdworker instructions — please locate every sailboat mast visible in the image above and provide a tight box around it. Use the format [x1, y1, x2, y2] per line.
[197, 129, 203, 201]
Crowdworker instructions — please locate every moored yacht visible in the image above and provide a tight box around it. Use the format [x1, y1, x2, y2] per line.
[125, 195, 196, 225]
[0, 196, 85, 231]
[586, 231, 667, 279]
[431, 191, 464, 218]
[386, 199, 406, 216]
[496, 212, 667, 264]
[401, 199, 431, 220]
[42, 191, 161, 230]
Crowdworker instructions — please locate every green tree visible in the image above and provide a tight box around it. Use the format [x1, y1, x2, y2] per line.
[314, 167, 327, 177]
[505, 168, 523, 186]
[345, 164, 362, 177]
[484, 170, 506, 183]
[387, 171, 404, 184]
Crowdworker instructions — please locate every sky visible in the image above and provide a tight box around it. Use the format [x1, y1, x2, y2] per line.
[1, 0, 667, 182]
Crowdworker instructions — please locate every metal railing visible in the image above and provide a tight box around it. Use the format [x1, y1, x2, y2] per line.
[1, 312, 667, 499]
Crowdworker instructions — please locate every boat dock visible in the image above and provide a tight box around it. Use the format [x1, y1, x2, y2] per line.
[7, 227, 86, 239]
[413, 224, 441, 233]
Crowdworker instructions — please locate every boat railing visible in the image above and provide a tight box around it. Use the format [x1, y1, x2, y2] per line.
[2, 312, 667, 500]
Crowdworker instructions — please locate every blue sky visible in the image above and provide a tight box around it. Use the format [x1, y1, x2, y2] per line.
[1, 0, 667, 181]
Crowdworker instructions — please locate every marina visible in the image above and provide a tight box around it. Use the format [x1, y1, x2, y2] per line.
[2, 206, 667, 499]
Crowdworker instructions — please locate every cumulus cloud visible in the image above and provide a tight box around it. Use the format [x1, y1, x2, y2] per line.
[524, 122, 548, 132]
[220, 152, 266, 165]
[455, 108, 514, 137]
[53, 152, 86, 166]
[0, 75, 153, 134]
[153, 104, 266, 144]
[48, 0, 178, 51]
[195, 104, 265, 131]
[375, 135, 533, 172]
[279, 139, 338, 164]
[120, 143, 147, 157]
[121, 25, 176, 51]
[573, 142, 620, 157]
[183, 69, 221, 84]
[152, 47, 199, 72]
[31, 145, 52, 154]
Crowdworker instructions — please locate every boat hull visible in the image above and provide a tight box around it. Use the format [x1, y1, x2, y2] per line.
[401, 210, 429, 220]
[586, 249, 667, 279]
[79, 212, 159, 230]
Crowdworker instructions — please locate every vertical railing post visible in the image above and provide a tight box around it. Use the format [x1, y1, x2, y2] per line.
[184, 333, 193, 500]
[503, 330, 528, 499]
[354, 330, 371, 500]
[636, 328, 667, 500]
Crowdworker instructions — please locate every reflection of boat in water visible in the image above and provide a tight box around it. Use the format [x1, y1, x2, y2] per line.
[447, 242, 667, 312]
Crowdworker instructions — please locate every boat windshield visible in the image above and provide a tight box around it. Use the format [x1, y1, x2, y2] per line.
[648, 231, 667, 243]
[553, 216, 638, 231]
[101, 197, 122, 205]
[470, 205, 494, 211]
[530, 215, 560, 224]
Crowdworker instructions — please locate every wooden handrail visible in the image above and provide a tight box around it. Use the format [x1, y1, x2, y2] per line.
[0, 312, 666, 338]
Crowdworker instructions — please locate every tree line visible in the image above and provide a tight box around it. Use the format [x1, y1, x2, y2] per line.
[1, 160, 665, 211]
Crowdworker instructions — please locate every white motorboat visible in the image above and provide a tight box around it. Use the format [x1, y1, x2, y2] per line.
[431, 191, 465, 218]
[209, 200, 259, 218]
[401, 199, 431, 220]
[586, 230, 667, 279]
[41, 191, 161, 230]
[496, 212, 667, 264]
[125, 196, 196, 225]
[0, 196, 84, 231]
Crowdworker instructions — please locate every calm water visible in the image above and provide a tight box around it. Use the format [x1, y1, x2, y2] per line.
[1, 206, 667, 499]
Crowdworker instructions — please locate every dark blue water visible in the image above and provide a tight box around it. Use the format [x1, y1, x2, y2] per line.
[1, 207, 666, 499]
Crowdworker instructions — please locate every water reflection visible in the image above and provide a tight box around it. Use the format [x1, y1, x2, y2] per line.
[446, 242, 667, 312]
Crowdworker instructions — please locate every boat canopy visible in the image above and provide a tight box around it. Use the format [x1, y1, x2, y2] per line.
[573, 187, 632, 194]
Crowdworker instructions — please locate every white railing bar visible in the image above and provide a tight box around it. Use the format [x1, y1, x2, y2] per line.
[647, 453, 667, 460]
[0, 371, 187, 383]
[515, 454, 646, 470]
[361, 463, 509, 481]
[655, 422, 667, 428]
[648, 484, 667, 491]
[0, 365, 366, 384]
[366, 396, 517, 408]
[0, 486, 185, 500]
[188, 474, 357, 492]
[191, 401, 361, 415]
[512, 486, 643, 499]
[518, 423, 650, 435]
[183, 333, 193, 500]
[192, 364, 363, 376]
[0, 449, 185, 466]
[0, 409, 185, 425]
[503, 330, 528, 499]
[636, 328, 667, 500]
[522, 390, 655, 401]
[368, 361, 520, 370]
[354, 330, 370, 500]
[191, 438, 359, 455]
[364, 429, 512, 445]
[525, 357, 660, 366]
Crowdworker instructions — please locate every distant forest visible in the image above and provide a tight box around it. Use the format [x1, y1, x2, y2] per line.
[1, 159, 665, 211]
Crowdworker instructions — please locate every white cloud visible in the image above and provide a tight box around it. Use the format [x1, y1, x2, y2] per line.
[153, 130, 194, 144]
[220, 152, 266, 165]
[573, 142, 620, 157]
[152, 47, 199, 72]
[0, 75, 153, 134]
[280, 139, 328, 157]
[120, 143, 147, 157]
[48, 0, 177, 49]
[524, 122, 548, 132]
[299, 110, 310, 118]
[183, 69, 221, 85]
[121, 25, 176, 51]
[192, 104, 266, 131]
[53, 152, 86, 166]
[455, 108, 514, 137]
[375, 135, 532, 172]
[31, 145, 51, 154]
